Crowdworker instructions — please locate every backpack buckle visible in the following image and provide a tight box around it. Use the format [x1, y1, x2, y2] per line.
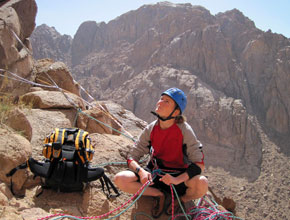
[52, 143, 62, 158]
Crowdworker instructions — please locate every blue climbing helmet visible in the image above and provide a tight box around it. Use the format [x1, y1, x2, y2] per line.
[162, 87, 187, 113]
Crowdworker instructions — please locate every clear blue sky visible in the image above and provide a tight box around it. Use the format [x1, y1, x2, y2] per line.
[35, 0, 290, 38]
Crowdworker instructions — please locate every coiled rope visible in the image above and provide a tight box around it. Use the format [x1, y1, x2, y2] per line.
[168, 194, 244, 220]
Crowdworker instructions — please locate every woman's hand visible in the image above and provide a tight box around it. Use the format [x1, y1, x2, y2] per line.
[139, 169, 153, 185]
[160, 173, 179, 185]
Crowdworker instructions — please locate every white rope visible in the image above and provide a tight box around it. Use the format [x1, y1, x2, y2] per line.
[75, 80, 136, 139]
[74, 80, 95, 102]
[46, 66, 136, 140]
[8, 24, 33, 56]
[44, 70, 80, 109]
[0, 69, 58, 89]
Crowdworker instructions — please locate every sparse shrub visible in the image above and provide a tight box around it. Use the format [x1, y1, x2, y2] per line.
[0, 93, 33, 124]
[0, 94, 13, 124]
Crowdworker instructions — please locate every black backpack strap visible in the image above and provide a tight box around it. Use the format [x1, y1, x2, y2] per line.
[100, 174, 120, 199]
[27, 158, 52, 178]
[6, 161, 28, 177]
[6, 161, 28, 196]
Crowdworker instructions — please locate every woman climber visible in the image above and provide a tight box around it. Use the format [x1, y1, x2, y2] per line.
[114, 87, 208, 218]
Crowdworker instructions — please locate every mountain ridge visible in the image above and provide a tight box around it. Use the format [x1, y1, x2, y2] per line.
[32, 3, 290, 152]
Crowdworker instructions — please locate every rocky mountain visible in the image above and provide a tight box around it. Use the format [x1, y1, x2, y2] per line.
[31, 1, 290, 169]
[31, 3, 290, 154]
[30, 24, 72, 67]
[1, 1, 289, 220]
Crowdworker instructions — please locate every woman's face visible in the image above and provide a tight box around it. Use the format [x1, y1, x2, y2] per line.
[155, 95, 177, 117]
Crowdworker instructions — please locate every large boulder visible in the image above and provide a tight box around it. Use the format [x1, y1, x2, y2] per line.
[33, 59, 80, 96]
[1, 0, 37, 39]
[99, 100, 147, 137]
[19, 108, 75, 157]
[0, 0, 36, 95]
[6, 108, 33, 141]
[21, 208, 50, 220]
[76, 106, 122, 135]
[0, 128, 32, 191]
[20, 90, 85, 110]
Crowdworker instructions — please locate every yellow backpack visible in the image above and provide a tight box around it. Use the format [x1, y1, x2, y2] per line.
[43, 128, 94, 164]
[7, 128, 120, 197]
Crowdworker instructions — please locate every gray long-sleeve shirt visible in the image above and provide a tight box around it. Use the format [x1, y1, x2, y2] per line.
[128, 120, 204, 168]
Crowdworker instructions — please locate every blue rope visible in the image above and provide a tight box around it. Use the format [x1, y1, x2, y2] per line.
[171, 185, 191, 220]
[91, 154, 150, 168]
[173, 195, 244, 220]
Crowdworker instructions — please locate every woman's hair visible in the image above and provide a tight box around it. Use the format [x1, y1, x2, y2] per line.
[175, 115, 186, 124]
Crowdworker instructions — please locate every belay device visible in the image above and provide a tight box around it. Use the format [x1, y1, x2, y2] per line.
[6, 128, 120, 198]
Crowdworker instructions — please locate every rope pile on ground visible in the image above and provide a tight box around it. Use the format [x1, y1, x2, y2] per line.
[37, 180, 152, 220]
[170, 194, 243, 220]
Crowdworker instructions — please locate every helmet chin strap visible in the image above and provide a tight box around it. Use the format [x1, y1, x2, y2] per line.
[151, 105, 179, 122]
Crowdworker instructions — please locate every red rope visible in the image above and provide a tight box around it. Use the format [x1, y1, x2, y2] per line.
[172, 195, 239, 220]
[37, 180, 151, 220]
[170, 185, 175, 219]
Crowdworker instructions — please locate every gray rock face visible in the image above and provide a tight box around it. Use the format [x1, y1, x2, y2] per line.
[30, 24, 72, 66]
[20, 90, 85, 109]
[71, 21, 100, 66]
